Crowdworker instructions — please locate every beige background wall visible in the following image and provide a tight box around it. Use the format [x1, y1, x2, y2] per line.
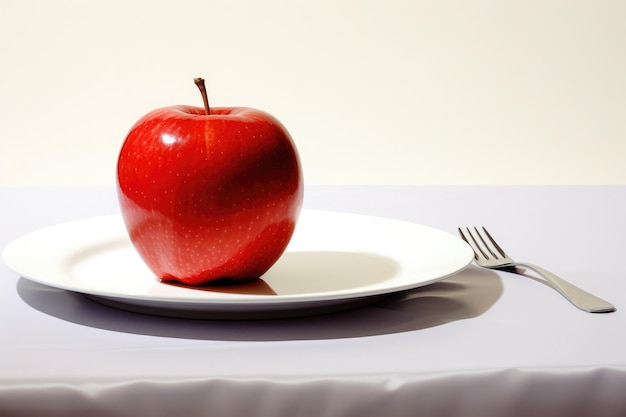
[1, 0, 624, 186]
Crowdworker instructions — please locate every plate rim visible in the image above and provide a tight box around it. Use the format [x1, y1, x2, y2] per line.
[3, 210, 473, 309]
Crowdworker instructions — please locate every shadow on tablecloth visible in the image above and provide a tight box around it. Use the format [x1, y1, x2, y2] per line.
[16, 266, 502, 341]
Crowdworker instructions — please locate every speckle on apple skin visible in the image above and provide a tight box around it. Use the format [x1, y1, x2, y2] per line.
[116, 105, 303, 286]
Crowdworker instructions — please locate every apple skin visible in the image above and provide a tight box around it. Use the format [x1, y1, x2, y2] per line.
[116, 105, 303, 286]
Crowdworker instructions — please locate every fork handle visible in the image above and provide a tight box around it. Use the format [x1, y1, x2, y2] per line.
[515, 262, 616, 313]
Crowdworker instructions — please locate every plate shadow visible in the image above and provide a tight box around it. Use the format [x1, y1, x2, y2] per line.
[16, 266, 503, 341]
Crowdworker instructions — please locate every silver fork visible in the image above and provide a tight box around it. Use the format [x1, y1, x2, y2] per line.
[458, 227, 615, 313]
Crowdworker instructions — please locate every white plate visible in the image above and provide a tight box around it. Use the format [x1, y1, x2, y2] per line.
[3, 210, 473, 319]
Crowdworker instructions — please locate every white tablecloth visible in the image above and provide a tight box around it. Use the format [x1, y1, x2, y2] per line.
[1, 185, 625, 417]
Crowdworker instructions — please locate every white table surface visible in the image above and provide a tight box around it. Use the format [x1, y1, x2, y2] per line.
[1, 185, 625, 417]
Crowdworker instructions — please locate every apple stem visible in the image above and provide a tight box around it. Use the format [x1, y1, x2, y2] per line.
[194, 78, 211, 115]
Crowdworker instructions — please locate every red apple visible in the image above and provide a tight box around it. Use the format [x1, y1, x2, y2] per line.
[116, 78, 303, 286]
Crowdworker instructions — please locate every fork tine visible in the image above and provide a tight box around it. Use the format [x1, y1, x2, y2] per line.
[457, 227, 468, 245]
[473, 227, 497, 259]
[467, 227, 490, 259]
[459, 227, 505, 261]
[457, 228, 475, 258]
[481, 227, 507, 258]
[458, 227, 487, 259]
